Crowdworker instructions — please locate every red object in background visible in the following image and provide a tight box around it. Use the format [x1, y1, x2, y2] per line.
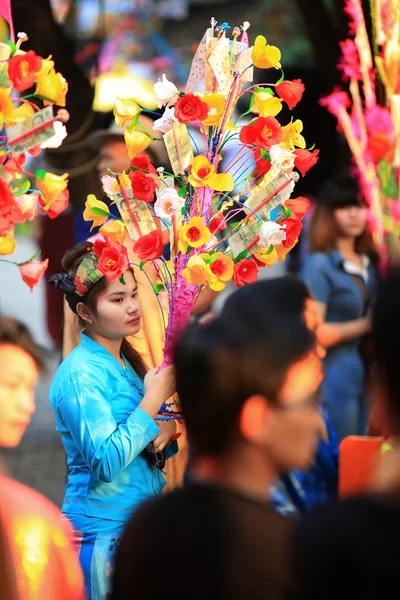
[339, 436, 384, 497]
[38, 214, 74, 348]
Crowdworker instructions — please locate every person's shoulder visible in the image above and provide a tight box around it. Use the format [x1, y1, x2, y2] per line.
[0, 474, 65, 526]
[302, 251, 333, 272]
[295, 496, 383, 549]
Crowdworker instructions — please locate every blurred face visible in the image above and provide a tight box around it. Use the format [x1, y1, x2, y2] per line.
[97, 139, 130, 179]
[0, 344, 38, 448]
[263, 351, 324, 472]
[84, 270, 142, 340]
[334, 204, 367, 238]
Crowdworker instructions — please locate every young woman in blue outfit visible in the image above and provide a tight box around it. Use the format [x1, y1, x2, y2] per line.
[301, 194, 378, 441]
[49, 242, 177, 600]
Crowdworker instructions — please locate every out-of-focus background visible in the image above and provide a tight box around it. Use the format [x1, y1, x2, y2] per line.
[1, 0, 357, 505]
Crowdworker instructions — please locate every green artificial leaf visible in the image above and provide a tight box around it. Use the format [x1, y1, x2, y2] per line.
[90, 207, 110, 217]
[260, 149, 271, 160]
[234, 250, 248, 263]
[139, 261, 145, 271]
[263, 87, 275, 96]
[284, 206, 291, 218]
[266, 245, 275, 255]
[35, 169, 47, 181]
[14, 180, 31, 196]
[119, 274, 126, 285]
[178, 185, 187, 198]
[378, 161, 399, 200]
[6, 41, 16, 56]
[276, 69, 285, 85]
[153, 283, 166, 294]
[307, 143, 316, 151]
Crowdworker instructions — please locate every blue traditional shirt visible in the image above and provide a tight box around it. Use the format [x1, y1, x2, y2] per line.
[50, 333, 177, 526]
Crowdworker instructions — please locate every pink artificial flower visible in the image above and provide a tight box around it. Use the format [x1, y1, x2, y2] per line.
[365, 105, 395, 136]
[387, 199, 400, 222]
[344, 0, 363, 35]
[320, 88, 351, 116]
[18, 259, 49, 291]
[338, 40, 361, 80]
[11, 193, 39, 224]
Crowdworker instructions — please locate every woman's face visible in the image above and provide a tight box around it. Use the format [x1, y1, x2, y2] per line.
[334, 204, 367, 238]
[90, 270, 142, 339]
[0, 344, 38, 448]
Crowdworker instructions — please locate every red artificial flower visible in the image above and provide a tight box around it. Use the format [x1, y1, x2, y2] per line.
[284, 197, 310, 221]
[11, 192, 38, 224]
[368, 133, 395, 162]
[130, 170, 160, 203]
[39, 189, 69, 219]
[174, 93, 210, 124]
[3, 154, 26, 175]
[0, 179, 15, 236]
[254, 148, 271, 177]
[133, 229, 164, 262]
[294, 149, 319, 177]
[18, 259, 49, 291]
[209, 214, 227, 235]
[130, 154, 157, 175]
[8, 51, 43, 93]
[281, 217, 303, 249]
[240, 117, 282, 153]
[275, 79, 305, 110]
[93, 238, 129, 281]
[233, 259, 259, 287]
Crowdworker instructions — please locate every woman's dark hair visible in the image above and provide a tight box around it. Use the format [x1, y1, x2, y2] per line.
[308, 202, 379, 262]
[62, 242, 146, 378]
[174, 277, 315, 457]
[0, 317, 45, 373]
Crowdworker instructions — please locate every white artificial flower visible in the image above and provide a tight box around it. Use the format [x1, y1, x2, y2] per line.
[259, 221, 286, 246]
[154, 74, 180, 109]
[153, 107, 178, 134]
[40, 121, 67, 149]
[154, 187, 184, 220]
[101, 175, 115, 196]
[270, 145, 296, 175]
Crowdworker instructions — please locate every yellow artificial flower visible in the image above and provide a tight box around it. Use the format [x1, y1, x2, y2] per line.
[179, 216, 211, 252]
[83, 194, 110, 231]
[4, 103, 34, 128]
[124, 128, 152, 159]
[252, 36, 282, 70]
[36, 172, 69, 206]
[281, 119, 306, 149]
[253, 247, 279, 267]
[114, 98, 142, 128]
[252, 91, 283, 117]
[202, 94, 225, 126]
[0, 232, 16, 255]
[0, 89, 14, 124]
[188, 156, 234, 192]
[35, 55, 55, 79]
[201, 252, 234, 291]
[35, 68, 68, 107]
[182, 255, 210, 286]
[100, 219, 126, 243]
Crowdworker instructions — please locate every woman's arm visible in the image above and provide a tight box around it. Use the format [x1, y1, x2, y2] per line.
[57, 366, 175, 483]
[314, 301, 371, 348]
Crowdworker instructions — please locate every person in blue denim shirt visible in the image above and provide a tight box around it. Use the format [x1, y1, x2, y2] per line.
[301, 193, 378, 441]
[49, 241, 177, 600]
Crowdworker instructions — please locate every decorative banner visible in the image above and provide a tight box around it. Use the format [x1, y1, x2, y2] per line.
[245, 172, 295, 220]
[7, 106, 56, 156]
[163, 123, 193, 176]
[111, 186, 157, 241]
[186, 27, 211, 93]
[0, 0, 14, 42]
[228, 221, 260, 258]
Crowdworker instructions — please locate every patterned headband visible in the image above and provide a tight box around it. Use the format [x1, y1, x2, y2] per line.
[48, 240, 130, 304]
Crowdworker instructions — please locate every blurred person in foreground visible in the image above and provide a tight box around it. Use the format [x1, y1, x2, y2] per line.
[0, 317, 84, 600]
[112, 277, 323, 600]
[301, 189, 379, 441]
[293, 268, 400, 599]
